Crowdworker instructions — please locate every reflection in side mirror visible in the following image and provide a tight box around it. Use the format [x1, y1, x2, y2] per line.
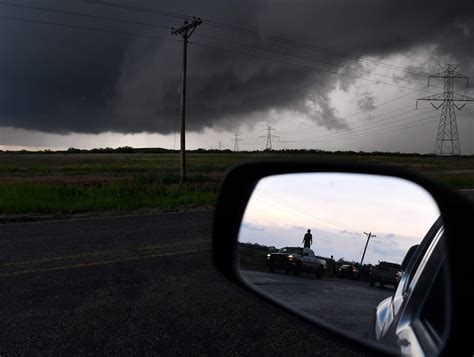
[238, 173, 448, 355]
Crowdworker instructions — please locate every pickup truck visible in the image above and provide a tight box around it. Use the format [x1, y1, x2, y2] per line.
[266, 247, 326, 278]
[369, 261, 402, 288]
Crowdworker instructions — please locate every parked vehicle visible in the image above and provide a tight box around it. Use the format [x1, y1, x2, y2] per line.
[369, 261, 402, 288]
[266, 247, 326, 278]
[336, 264, 359, 279]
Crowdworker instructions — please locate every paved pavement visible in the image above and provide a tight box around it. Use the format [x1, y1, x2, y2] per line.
[0, 211, 368, 356]
[242, 270, 393, 339]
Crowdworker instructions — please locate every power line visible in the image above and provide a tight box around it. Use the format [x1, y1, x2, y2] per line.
[202, 21, 430, 78]
[0, 13, 434, 96]
[189, 41, 435, 93]
[83, 1, 435, 80]
[0, 8, 443, 99]
[257, 191, 348, 230]
[0, 1, 172, 30]
[253, 192, 345, 233]
[295, 114, 452, 146]
[195, 31, 432, 88]
[291, 112, 442, 144]
[277, 87, 433, 134]
[0, 14, 180, 43]
[83, 0, 191, 20]
[83, 0, 430, 78]
[278, 108, 431, 144]
[285, 108, 431, 141]
[279, 111, 443, 146]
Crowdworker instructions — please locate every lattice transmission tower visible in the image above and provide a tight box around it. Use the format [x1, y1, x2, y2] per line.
[231, 133, 243, 151]
[416, 64, 474, 155]
[259, 126, 279, 150]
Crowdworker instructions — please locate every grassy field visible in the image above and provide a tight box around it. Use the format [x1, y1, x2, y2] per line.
[0, 151, 473, 216]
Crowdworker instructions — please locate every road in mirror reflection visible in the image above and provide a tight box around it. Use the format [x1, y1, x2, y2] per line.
[238, 173, 440, 343]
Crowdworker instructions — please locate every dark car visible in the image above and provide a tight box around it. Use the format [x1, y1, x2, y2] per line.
[266, 247, 326, 278]
[336, 264, 359, 279]
[369, 261, 402, 288]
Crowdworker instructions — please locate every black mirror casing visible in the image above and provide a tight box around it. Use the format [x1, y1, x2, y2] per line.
[212, 161, 474, 356]
[401, 244, 419, 271]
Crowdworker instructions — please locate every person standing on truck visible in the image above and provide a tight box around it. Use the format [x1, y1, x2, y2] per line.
[302, 229, 312, 249]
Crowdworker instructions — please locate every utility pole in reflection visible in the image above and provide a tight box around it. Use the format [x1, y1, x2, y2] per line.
[360, 232, 376, 265]
[172, 17, 202, 180]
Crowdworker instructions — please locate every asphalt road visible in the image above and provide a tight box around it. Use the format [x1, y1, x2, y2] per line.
[241, 270, 393, 339]
[0, 211, 369, 356]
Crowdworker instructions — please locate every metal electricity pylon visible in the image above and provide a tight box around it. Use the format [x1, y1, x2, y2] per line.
[231, 133, 242, 151]
[171, 17, 202, 180]
[416, 64, 474, 156]
[258, 126, 280, 150]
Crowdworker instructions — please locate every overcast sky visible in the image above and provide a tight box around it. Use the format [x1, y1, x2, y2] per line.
[238, 173, 440, 265]
[0, 0, 473, 153]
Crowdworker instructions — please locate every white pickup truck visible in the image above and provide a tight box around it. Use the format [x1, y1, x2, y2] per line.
[266, 247, 326, 278]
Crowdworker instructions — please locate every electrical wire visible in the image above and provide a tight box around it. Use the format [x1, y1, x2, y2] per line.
[0, 14, 180, 43]
[84, 0, 431, 78]
[0, 1, 172, 30]
[189, 41, 435, 93]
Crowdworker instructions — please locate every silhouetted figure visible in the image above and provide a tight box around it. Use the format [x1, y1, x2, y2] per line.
[330, 255, 336, 276]
[302, 229, 312, 248]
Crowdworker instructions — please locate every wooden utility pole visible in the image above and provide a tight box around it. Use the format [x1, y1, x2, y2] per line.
[171, 17, 202, 180]
[360, 232, 376, 265]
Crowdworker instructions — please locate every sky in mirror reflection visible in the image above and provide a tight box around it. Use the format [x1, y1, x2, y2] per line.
[239, 173, 440, 265]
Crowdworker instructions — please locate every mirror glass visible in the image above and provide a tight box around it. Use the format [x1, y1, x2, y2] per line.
[238, 173, 448, 354]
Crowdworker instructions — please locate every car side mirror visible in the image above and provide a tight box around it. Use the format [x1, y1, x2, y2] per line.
[213, 161, 473, 356]
[401, 244, 419, 271]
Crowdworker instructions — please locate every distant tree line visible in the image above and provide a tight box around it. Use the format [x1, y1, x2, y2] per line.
[0, 146, 472, 158]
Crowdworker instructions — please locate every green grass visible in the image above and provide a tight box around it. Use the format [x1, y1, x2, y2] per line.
[0, 152, 473, 215]
[0, 177, 216, 215]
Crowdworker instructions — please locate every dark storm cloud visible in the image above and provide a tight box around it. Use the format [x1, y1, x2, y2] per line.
[357, 95, 376, 112]
[0, 0, 473, 134]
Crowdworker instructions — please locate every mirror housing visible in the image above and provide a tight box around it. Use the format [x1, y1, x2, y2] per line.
[212, 161, 474, 355]
[401, 244, 419, 271]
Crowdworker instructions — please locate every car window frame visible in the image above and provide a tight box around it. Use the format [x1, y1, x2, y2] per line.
[396, 226, 449, 355]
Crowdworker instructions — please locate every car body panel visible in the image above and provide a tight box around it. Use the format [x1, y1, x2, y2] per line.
[371, 218, 448, 354]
